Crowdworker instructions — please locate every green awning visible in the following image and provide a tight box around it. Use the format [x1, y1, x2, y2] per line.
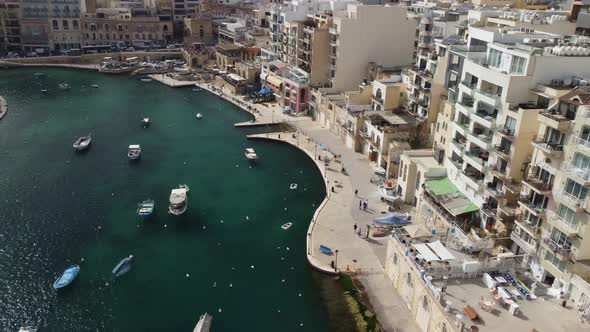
[424, 177, 478, 216]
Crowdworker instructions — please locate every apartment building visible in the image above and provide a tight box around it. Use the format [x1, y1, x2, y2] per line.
[297, 13, 331, 86]
[20, 0, 51, 53]
[80, 8, 173, 47]
[49, 0, 82, 51]
[329, 4, 414, 90]
[0, 0, 20, 51]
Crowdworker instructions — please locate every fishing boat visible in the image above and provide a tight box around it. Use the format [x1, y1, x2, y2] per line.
[137, 199, 155, 219]
[112, 255, 134, 278]
[379, 185, 400, 203]
[244, 148, 257, 161]
[168, 187, 188, 215]
[73, 134, 92, 151]
[41, 89, 48, 94]
[289, 183, 298, 190]
[53, 264, 80, 290]
[193, 313, 212, 332]
[281, 222, 292, 230]
[91, 84, 99, 88]
[141, 117, 150, 127]
[128, 144, 141, 160]
[58, 83, 70, 90]
[18, 326, 38, 332]
[196, 113, 203, 119]
[178, 184, 190, 193]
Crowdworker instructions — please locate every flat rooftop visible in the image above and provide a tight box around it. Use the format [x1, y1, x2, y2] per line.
[432, 278, 588, 331]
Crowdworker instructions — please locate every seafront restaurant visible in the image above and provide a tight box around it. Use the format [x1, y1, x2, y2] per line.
[384, 203, 588, 331]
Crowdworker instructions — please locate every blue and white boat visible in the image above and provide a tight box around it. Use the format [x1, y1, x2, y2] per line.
[53, 265, 80, 290]
[112, 255, 134, 278]
[137, 199, 154, 219]
[372, 213, 411, 226]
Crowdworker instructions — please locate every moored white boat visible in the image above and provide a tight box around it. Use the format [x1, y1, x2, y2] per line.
[244, 148, 257, 161]
[128, 144, 141, 160]
[379, 185, 400, 203]
[281, 222, 292, 230]
[141, 117, 150, 127]
[112, 255, 134, 278]
[73, 134, 92, 151]
[168, 188, 188, 215]
[91, 84, 99, 88]
[58, 83, 70, 90]
[137, 199, 155, 219]
[53, 264, 80, 290]
[193, 313, 212, 332]
[196, 113, 203, 119]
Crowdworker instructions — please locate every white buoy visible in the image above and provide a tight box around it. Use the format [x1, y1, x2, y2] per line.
[298, 293, 302, 297]
[229, 283, 233, 288]
[220, 220, 224, 223]
[203, 226, 206, 230]
[213, 282, 217, 287]
[286, 247, 290, 251]
[105, 282, 109, 286]
[284, 207, 287, 211]
[250, 265, 255, 269]
[277, 309, 281, 313]
[186, 273, 190, 278]
[281, 257, 284, 261]
[81, 258, 85, 262]
[218, 308, 222, 313]
[164, 224, 167, 228]
[282, 279, 285, 283]
[246, 216, 249, 221]
[236, 164, 239, 168]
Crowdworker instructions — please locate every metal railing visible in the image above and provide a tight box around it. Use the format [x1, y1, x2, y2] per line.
[563, 163, 590, 182]
[547, 210, 580, 235]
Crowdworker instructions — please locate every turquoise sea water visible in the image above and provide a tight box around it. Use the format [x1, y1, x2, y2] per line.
[0, 69, 331, 331]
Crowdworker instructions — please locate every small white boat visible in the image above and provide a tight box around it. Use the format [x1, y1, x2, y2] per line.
[140, 78, 153, 82]
[379, 185, 400, 203]
[128, 144, 141, 160]
[290, 183, 298, 190]
[281, 222, 293, 230]
[178, 184, 190, 193]
[192, 88, 203, 92]
[41, 89, 48, 94]
[141, 117, 150, 127]
[169, 188, 188, 215]
[91, 84, 99, 88]
[193, 312, 212, 332]
[73, 133, 92, 151]
[196, 113, 203, 119]
[58, 83, 70, 90]
[245, 148, 257, 161]
[18, 326, 38, 332]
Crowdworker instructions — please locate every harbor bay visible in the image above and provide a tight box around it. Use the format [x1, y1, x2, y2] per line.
[0, 68, 334, 331]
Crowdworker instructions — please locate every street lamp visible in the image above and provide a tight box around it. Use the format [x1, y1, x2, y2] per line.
[334, 250, 339, 272]
[272, 109, 275, 124]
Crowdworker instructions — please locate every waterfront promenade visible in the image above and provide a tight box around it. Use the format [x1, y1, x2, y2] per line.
[152, 76, 418, 331]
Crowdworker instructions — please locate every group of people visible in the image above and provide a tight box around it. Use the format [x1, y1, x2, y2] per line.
[353, 223, 367, 238]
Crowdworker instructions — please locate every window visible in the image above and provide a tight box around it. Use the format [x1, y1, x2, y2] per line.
[557, 204, 579, 230]
[564, 178, 588, 200]
[72, 20, 78, 30]
[544, 251, 567, 272]
[504, 116, 516, 132]
[52, 20, 58, 30]
[488, 48, 502, 68]
[573, 153, 590, 170]
[117, 25, 123, 32]
[104, 23, 109, 31]
[163, 25, 168, 32]
[510, 56, 526, 74]
[62, 20, 68, 30]
[415, 171, 421, 190]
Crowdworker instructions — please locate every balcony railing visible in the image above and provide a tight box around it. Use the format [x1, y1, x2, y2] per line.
[522, 176, 553, 193]
[496, 125, 515, 138]
[559, 190, 587, 211]
[510, 231, 537, 254]
[542, 237, 575, 260]
[518, 195, 546, 215]
[532, 135, 564, 155]
[572, 136, 590, 152]
[547, 210, 580, 236]
[563, 163, 590, 183]
[492, 144, 511, 158]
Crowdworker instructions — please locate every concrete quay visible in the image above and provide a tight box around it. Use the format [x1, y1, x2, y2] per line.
[148, 74, 198, 87]
[0, 60, 99, 71]
[0, 96, 6, 120]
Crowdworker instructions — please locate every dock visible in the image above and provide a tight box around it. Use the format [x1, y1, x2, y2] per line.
[148, 74, 196, 87]
[0, 96, 7, 120]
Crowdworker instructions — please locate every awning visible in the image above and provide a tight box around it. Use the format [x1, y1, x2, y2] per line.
[413, 243, 440, 262]
[424, 177, 478, 216]
[427, 240, 456, 261]
[266, 74, 283, 87]
[404, 225, 431, 239]
[258, 87, 272, 95]
[227, 73, 245, 81]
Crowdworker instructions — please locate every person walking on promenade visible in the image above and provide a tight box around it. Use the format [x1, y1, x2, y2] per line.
[359, 200, 362, 209]
[354, 189, 358, 196]
[362, 201, 367, 211]
[353, 223, 358, 233]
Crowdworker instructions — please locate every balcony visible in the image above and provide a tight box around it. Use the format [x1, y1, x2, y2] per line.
[492, 144, 511, 159]
[538, 111, 572, 132]
[558, 190, 586, 212]
[532, 135, 563, 158]
[522, 176, 553, 194]
[563, 163, 590, 186]
[461, 169, 484, 189]
[474, 88, 501, 108]
[489, 163, 507, 179]
[496, 125, 515, 139]
[542, 237, 575, 261]
[460, 80, 476, 95]
[485, 182, 504, 198]
[518, 195, 546, 216]
[514, 218, 542, 237]
[464, 151, 487, 172]
[571, 136, 590, 154]
[547, 210, 580, 236]
[470, 110, 496, 129]
[451, 138, 466, 155]
[467, 132, 492, 150]
[447, 156, 463, 171]
[510, 231, 537, 254]
[455, 100, 473, 116]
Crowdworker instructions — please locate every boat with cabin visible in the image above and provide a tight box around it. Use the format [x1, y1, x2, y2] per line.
[378, 185, 400, 203]
[193, 313, 212, 332]
[128, 144, 141, 160]
[112, 255, 134, 278]
[244, 148, 257, 161]
[168, 187, 188, 215]
[53, 264, 80, 290]
[137, 199, 155, 219]
[196, 113, 203, 119]
[99, 56, 139, 75]
[73, 134, 92, 151]
[141, 117, 150, 127]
